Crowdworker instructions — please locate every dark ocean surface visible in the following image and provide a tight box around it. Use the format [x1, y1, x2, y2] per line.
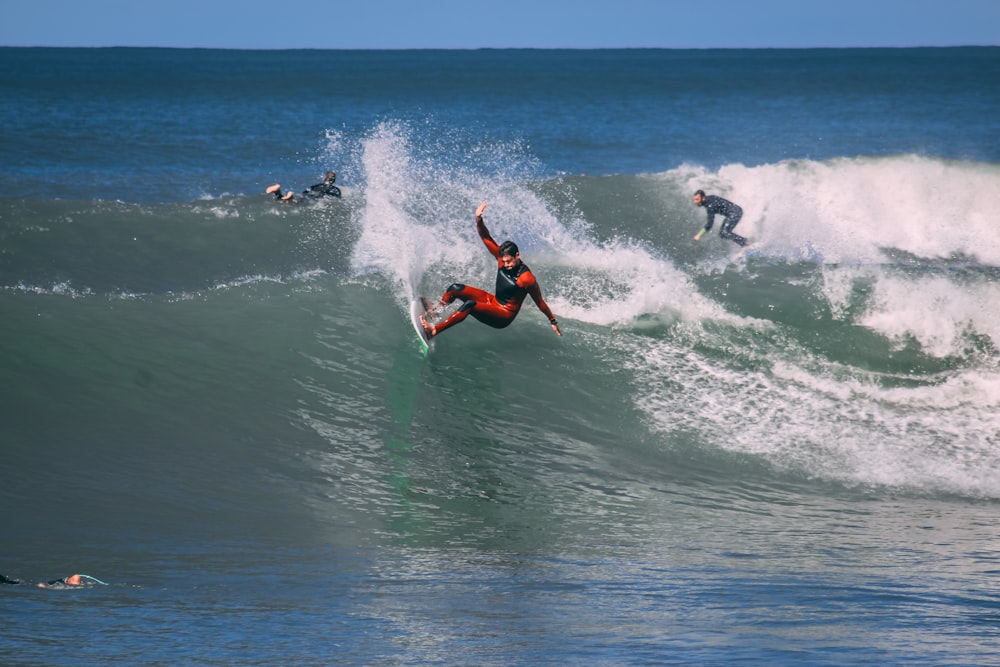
[2, 47, 999, 665]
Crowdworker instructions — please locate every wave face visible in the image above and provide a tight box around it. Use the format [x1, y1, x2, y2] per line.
[2, 48, 1000, 666]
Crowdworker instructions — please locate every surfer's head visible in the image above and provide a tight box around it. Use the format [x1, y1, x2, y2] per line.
[325, 171, 336, 183]
[693, 190, 706, 206]
[498, 240, 521, 269]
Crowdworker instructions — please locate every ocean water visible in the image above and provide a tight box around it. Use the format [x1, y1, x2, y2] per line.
[2, 47, 1000, 665]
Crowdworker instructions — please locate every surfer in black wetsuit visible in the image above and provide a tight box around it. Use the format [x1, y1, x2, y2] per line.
[37, 574, 89, 589]
[1, 572, 108, 588]
[420, 200, 562, 339]
[266, 171, 341, 203]
[693, 190, 748, 247]
[302, 171, 341, 199]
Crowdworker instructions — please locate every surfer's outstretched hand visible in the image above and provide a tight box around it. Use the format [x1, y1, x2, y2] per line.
[551, 322, 562, 336]
[476, 200, 488, 218]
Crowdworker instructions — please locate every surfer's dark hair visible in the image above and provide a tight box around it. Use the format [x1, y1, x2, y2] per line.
[499, 241, 519, 257]
[694, 189, 706, 197]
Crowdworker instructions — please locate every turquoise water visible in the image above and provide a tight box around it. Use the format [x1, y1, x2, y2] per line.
[2, 47, 999, 665]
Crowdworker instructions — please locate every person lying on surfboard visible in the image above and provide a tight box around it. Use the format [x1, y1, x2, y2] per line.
[265, 171, 341, 203]
[420, 200, 562, 339]
[1, 572, 108, 589]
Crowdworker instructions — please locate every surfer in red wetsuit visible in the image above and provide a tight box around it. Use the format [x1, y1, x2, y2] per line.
[421, 200, 562, 339]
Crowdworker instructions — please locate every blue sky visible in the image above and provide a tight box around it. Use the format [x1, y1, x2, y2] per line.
[1, 0, 997, 49]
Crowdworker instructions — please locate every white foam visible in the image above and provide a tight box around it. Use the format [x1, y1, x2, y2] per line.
[669, 155, 1000, 266]
[861, 273, 1000, 358]
[670, 156, 1000, 359]
[352, 122, 735, 328]
[349, 126, 1000, 498]
[627, 333, 1000, 498]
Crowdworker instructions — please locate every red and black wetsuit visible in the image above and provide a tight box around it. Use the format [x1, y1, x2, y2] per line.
[431, 213, 557, 336]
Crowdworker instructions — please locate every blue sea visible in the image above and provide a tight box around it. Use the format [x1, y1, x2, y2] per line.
[2, 47, 1000, 665]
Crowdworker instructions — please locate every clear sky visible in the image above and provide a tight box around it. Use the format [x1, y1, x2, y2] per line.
[1, 0, 997, 49]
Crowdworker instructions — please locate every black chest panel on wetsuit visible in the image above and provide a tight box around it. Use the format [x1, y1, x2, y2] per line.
[495, 262, 529, 305]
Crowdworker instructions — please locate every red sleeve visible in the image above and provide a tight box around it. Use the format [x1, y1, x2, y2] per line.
[476, 214, 501, 259]
[519, 271, 556, 322]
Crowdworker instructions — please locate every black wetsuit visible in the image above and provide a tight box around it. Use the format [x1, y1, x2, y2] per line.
[303, 181, 341, 199]
[0, 574, 92, 588]
[700, 195, 747, 247]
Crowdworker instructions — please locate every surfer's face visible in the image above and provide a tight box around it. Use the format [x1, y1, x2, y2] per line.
[693, 193, 705, 206]
[500, 253, 520, 270]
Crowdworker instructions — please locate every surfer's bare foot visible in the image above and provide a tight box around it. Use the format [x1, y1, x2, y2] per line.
[419, 315, 436, 338]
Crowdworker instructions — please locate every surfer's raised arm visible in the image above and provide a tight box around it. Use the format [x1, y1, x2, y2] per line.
[475, 200, 501, 258]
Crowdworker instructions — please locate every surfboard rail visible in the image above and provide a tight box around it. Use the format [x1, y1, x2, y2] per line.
[409, 298, 433, 356]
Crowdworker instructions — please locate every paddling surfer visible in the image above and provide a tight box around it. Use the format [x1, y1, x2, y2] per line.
[1, 572, 108, 589]
[302, 171, 341, 199]
[266, 170, 341, 203]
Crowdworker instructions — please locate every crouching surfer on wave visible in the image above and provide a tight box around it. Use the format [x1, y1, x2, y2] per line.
[420, 200, 562, 339]
[692, 189, 749, 247]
